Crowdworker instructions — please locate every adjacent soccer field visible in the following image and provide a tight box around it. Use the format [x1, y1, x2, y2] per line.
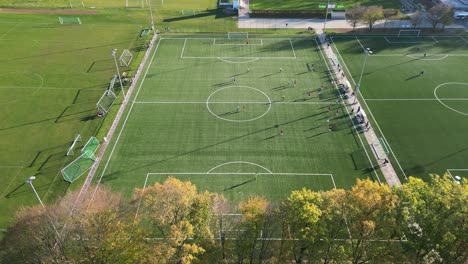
[331, 35, 468, 182]
[0, 12, 148, 229]
[95, 34, 381, 203]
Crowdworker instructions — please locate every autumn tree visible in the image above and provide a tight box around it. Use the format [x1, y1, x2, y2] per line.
[395, 175, 467, 263]
[234, 195, 277, 263]
[135, 177, 223, 263]
[428, 4, 453, 31]
[0, 185, 150, 264]
[344, 179, 399, 263]
[346, 6, 365, 32]
[360, 6, 384, 31]
[280, 188, 324, 263]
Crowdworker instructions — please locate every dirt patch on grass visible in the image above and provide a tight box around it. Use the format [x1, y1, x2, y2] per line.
[0, 8, 98, 14]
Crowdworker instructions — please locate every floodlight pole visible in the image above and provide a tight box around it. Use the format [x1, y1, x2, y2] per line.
[26, 176, 62, 246]
[111, 49, 127, 102]
[354, 48, 372, 104]
[323, 0, 330, 30]
[148, 0, 155, 31]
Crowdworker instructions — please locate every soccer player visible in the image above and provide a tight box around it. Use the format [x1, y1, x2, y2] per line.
[280, 128, 284, 136]
[293, 79, 297, 87]
[237, 105, 240, 113]
[420, 70, 424, 76]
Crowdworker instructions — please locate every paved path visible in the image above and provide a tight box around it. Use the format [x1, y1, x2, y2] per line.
[316, 29, 402, 187]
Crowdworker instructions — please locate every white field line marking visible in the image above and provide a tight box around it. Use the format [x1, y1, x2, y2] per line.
[183, 56, 296, 59]
[207, 161, 273, 174]
[0, 23, 18, 40]
[161, 37, 296, 40]
[134, 172, 150, 220]
[0, 165, 23, 168]
[372, 54, 468, 57]
[447, 169, 468, 181]
[213, 39, 263, 46]
[355, 36, 366, 52]
[366, 98, 468, 101]
[384, 36, 437, 44]
[0, 86, 101, 90]
[134, 101, 333, 105]
[432, 36, 439, 43]
[406, 54, 448, 60]
[147, 172, 332, 176]
[288, 38, 297, 58]
[460, 37, 468, 44]
[434, 82, 468, 116]
[217, 57, 260, 63]
[92, 38, 164, 198]
[317, 38, 381, 184]
[331, 38, 408, 180]
[180, 38, 187, 59]
[0, 167, 23, 197]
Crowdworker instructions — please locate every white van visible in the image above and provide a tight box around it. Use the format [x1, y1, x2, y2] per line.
[453, 11, 468, 19]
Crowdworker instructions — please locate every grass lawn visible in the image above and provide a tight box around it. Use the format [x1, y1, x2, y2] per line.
[331, 35, 468, 182]
[250, 0, 402, 11]
[94, 34, 381, 207]
[0, 11, 150, 229]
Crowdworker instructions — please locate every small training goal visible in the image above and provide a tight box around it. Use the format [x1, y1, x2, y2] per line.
[59, 17, 82, 25]
[96, 75, 118, 115]
[119, 49, 133, 67]
[61, 137, 100, 183]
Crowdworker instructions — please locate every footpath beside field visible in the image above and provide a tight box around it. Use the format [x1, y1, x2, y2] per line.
[315, 28, 402, 187]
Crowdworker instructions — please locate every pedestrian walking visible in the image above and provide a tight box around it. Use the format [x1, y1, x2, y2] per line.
[342, 72, 345, 78]
[351, 108, 354, 114]
[357, 106, 361, 113]
[382, 158, 389, 167]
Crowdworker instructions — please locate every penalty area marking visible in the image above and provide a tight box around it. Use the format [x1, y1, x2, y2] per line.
[207, 161, 273, 174]
[406, 54, 448, 60]
[434, 82, 468, 116]
[384, 36, 438, 44]
[217, 57, 259, 64]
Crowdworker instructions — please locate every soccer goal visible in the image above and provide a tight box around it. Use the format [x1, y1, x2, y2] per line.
[66, 134, 82, 156]
[59, 17, 82, 25]
[119, 49, 133, 67]
[126, 0, 144, 8]
[181, 9, 198, 16]
[398, 29, 420, 37]
[228, 32, 249, 40]
[97, 89, 117, 115]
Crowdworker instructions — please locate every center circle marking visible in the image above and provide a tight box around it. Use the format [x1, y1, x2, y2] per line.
[434, 82, 468, 116]
[206, 85, 272, 122]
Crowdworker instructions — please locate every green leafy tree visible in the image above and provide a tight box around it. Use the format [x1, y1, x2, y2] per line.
[395, 175, 467, 263]
[428, 4, 453, 31]
[359, 6, 384, 31]
[345, 179, 399, 263]
[346, 6, 365, 32]
[135, 177, 222, 263]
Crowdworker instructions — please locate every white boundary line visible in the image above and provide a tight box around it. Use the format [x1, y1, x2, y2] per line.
[406, 54, 448, 60]
[288, 38, 296, 58]
[0, 23, 18, 40]
[355, 36, 366, 53]
[92, 38, 163, 196]
[134, 101, 333, 104]
[446, 169, 468, 181]
[213, 39, 263, 46]
[207, 161, 273, 174]
[331, 37, 408, 180]
[316, 38, 382, 184]
[384, 36, 437, 44]
[180, 38, 187, 59]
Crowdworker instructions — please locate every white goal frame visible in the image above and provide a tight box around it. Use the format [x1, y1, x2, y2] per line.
[59, 17, 82, 25]
[96, 88, 117, 115]
[398, 29, 421, 37]
[228, 32, 249, 40]
[119, 49, 133, 67]
[66, 134, 82, 156]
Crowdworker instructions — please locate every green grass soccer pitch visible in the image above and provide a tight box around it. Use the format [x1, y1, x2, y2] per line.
[95, 34, 383, 204]
[0, 12, 148, 229]
[249, 0, 401, 11]
[331, 35, 468, 183]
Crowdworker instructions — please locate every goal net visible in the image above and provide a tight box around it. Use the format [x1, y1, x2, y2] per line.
[61, 137, 100, 183]
[119, 49, 133, 67]
[59, 17, 82, 25]
[66, 134, 82, 156]
[126, 0, 144, 8]
[96, 89, 117, 115]
[228, 32, 249, 40]
[398, 30, 420, 37]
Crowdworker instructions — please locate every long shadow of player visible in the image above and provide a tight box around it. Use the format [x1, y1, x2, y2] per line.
[223, 178, 256, 191]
